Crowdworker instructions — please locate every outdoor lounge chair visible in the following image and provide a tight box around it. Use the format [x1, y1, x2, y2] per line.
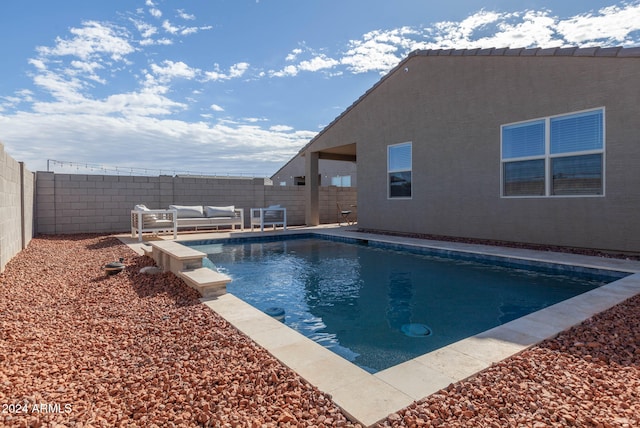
[131, 205, 177, 242]
[337, 203, 354, 225]
[250, 205, 287, 232]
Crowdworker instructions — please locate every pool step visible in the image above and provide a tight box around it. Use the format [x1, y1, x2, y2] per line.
[141, 244, 153, 257]
[146, 240, 230, 298]
[178, 267, 230, 298]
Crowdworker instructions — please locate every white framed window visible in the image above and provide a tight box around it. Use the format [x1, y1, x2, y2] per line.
[501, 108, 604, 197]
[331, 175, 352, 187]
[388, 142, 412, 199]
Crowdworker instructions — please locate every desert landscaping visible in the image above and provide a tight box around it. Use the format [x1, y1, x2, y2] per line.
[1, 234, 638, 427]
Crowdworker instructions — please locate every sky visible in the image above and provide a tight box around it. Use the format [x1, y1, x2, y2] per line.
[1, 1, 639, 177]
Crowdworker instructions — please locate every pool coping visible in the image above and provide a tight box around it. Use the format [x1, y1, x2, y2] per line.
[119, 227, 640, 426]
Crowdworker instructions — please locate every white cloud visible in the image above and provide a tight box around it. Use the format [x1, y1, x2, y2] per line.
[32, 71, 86, 104]
[270, 55, 339, 77]
[28, 58, 47, 71]
[150, 60, 198, 83]
[272, 45, 339, 77]
[28, 81, 186, 118]
[160, 19, 211, 37]
[181, 27, 200, 35]
[557, 3, 640, 45]
[427, 10, 562, 50]
[103, 87, 187, 116]
[270, 125, 294, 132]
[286, 48, 303, 61]
[210, 104, 224, 112]
[162, 20, 179, 34]
[423, 4, 640, 52]
[270, 65, 299, 77]
[0, 90, 34, 111]
[132, 19, 158, 39]
[146, 0, 162, 18]
[243, 117, 267, 123]
[0, 112, 312, 174]
[203, 62, 250, 81]
[37, 21, 135, 62]
[178, 9, 195, 20]
[228, 62, 250, 78]
[341, 27, 418, 74]
[298, 55, 340, 72]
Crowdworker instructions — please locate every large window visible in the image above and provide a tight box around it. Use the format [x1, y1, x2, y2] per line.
[388, 142, 412, 198]
[501, 108, 604, 197]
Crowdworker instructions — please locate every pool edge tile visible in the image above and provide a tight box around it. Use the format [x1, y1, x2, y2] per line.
[328, 375, 416, 427]
[448, 336, 528, 365]
[375, 359, 457, 400]
[412, 346, 494, 381]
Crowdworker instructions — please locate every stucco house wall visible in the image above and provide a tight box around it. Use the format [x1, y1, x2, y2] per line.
[307, 47, 640, 252]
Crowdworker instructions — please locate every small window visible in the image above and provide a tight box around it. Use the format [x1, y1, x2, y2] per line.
[331, 175, 352, 187]
[388, 142, 412, 198]
[501, 108, 604, 197]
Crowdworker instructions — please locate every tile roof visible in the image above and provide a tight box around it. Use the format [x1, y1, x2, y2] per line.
[409, 46, 640, 58]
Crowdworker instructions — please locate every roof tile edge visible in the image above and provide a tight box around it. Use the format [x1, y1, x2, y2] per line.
[410, 46, 638, 58]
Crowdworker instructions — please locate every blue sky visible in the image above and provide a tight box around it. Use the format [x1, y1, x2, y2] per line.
[1, 0, 639, 176]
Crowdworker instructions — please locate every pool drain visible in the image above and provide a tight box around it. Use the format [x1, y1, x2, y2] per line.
[401, 323, 432, 337]
[264, 307, 285, 322]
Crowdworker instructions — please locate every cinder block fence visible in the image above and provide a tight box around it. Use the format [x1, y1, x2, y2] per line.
[1, 143, 34, 272]
[35, 172, 357, 235]
[1, 147, 356, 272]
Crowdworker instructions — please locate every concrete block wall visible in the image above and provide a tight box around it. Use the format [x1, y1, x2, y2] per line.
[0, 143, 34, 272]
[37, 173, 169, 234]
[35, 172, 358, 235]
[319, 186, 358, 224]
[21, 162, 34, 249]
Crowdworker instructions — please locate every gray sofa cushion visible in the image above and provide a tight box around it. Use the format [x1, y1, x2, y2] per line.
[205, 205, 235, 218]
[169, 205, 204, 218]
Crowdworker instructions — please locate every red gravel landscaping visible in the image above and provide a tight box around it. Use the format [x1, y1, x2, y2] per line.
[1, 234, 639, 427]
[1, 235, 358, 427]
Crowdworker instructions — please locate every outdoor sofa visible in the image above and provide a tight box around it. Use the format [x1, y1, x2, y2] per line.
[131, 204, 244, 242]
[171, 204, 244, 231]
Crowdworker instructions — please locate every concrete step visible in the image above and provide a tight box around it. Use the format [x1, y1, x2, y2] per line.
[141, 244, 153, 257]
[179, 267, 231, 297]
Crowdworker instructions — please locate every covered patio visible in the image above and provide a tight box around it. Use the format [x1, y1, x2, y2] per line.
[303, 142, 357, 226]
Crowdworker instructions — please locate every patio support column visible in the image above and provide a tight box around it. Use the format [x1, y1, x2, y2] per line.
[305, 151, 320, 226]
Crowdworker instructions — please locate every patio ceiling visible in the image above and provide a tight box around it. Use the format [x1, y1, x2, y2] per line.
[310, 142, 356, 162]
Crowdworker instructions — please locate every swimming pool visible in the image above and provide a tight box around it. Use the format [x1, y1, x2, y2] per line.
[186, 235, 626, 373]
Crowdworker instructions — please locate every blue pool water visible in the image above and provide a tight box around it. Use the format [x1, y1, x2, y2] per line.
[186, 236, 623, 373]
